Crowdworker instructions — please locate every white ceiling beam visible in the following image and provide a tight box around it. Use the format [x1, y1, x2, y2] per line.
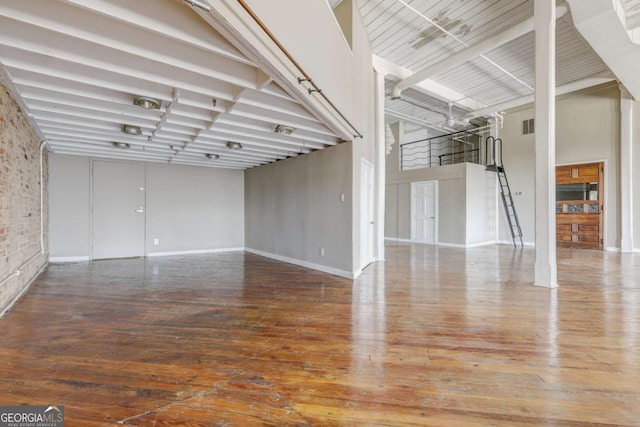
[567, 0, 640, 100]
[20, 89, 163, 122]
[0, 29, 257, 94]
[384, 108, 452, 133]
[463, 73, 616, 119]
[215, 115, 338, 145]
[179, 144, 282, 162]
[229, 104, 338, 137]
[208, 124, 327, 150]
[373, 55, 485, 111]
[197, 131, 312, 155]
[391, 3, 569, 99]
[184, 147, 282, 165]
[2, 56, 232, 104]
[0, 3, 255, 81]
[28, 103, 158, 130]
[391, 1, 570, 98]
[55, 0, 249, 64]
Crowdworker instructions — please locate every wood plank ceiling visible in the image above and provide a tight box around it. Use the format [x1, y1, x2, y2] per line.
[357, 0, 613, 131]
[0, 0, 343, 169]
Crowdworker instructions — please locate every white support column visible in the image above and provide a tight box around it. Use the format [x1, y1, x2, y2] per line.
[534, 0, 558, 288]
[374, 70, 387, 261]
[620, 85, 634, 253]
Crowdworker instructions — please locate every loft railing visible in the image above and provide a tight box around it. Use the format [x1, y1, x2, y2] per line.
[399, 128, 485, 171]
[439, 148, 480, 166]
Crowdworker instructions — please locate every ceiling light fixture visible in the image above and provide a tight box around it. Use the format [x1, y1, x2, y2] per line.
[111, 142, 131, 149]
[122, 124, 142, 135]
[226, 141, 243, 149]
[205, 153, 219, 160]
[275, 124, 295, 135]
[133, 96, 161, 110]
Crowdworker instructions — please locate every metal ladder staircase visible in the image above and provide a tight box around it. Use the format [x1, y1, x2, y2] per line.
[485, 136, 523, 247]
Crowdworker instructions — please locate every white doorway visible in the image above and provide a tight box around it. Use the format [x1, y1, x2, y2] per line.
[361, 159, 375, 267]
[92, 161, 146, 259]
[411, 181, 437, 244]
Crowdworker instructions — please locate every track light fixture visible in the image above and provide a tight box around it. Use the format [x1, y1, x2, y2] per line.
[275, 124, 295, 135]
[111, 142, 131, 149]
[226, 141, 242, 149]
[205, 153, 219, 160]
[122, 124, 142, 135]
[133, 96, 161, 110]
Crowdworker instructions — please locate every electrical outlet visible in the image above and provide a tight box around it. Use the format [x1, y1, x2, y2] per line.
[153, 238, 160, 245]
[320, 248, 325, 257]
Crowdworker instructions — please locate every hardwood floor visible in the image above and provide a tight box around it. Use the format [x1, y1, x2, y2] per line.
[1, 244, 639, 426]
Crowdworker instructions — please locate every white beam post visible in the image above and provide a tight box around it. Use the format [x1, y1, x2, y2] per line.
[534, 0, 558, 288]
[620, 85, 634, 253]
[374, 70, 387, 261]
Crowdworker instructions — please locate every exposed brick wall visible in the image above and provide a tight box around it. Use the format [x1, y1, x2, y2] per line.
[0, 85, 48, 315]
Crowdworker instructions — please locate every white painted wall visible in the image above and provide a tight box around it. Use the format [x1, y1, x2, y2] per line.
[48, 154, 245, 259]
[466, 163, 498, 245]
[49, 154, 90, 258]
[634, 97, 640, 250]
[501, 83, 620, 248]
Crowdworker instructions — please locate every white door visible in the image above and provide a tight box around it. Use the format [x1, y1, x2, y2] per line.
[92, 161, 146, 259]
[361, 159, 375, 267]
[411, 181, 437, 244]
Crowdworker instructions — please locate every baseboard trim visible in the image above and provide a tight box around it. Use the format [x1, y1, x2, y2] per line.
[384, 237, 413, 243]
[245, 248, 355, 280]
[49, 256, 90, 263]
[465, 241, 500, 248]
[147, 247, 245, 257]
[605, 247, 621, 252]
[496, 240, 535, 247]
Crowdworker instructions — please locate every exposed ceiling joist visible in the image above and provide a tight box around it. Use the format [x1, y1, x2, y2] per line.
[463, 73, 616, 119]
[0, 0, 344, 168]
[391, 3, 569, 99]
[373, 55, 486, 111]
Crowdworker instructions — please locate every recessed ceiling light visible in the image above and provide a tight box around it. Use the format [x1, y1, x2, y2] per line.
[133, 96, 161, 110]
[275, 124, 295, 135]
[111, 142, 131, 149]
[122, 124, 142, 135]
[205, 153, 219, 160]
[226, 141, 243, 149]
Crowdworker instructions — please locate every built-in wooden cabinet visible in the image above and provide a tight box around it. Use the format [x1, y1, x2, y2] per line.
[556, 162, 603, 249]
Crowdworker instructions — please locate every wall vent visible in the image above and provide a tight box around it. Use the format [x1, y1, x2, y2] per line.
[522, 118, 535, 135]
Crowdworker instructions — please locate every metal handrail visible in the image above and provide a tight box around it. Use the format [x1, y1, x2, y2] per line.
[400, 129, 484, 171]
[439, 149, 479, 166]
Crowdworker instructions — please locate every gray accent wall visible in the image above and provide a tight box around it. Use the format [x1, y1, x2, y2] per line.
[48, 154, 244, 259]
[146, 163, 244, 253]
[245, 143, 352, 272]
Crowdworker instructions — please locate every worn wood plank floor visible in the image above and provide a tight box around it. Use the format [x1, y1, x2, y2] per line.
[1, 244, 639, 426]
